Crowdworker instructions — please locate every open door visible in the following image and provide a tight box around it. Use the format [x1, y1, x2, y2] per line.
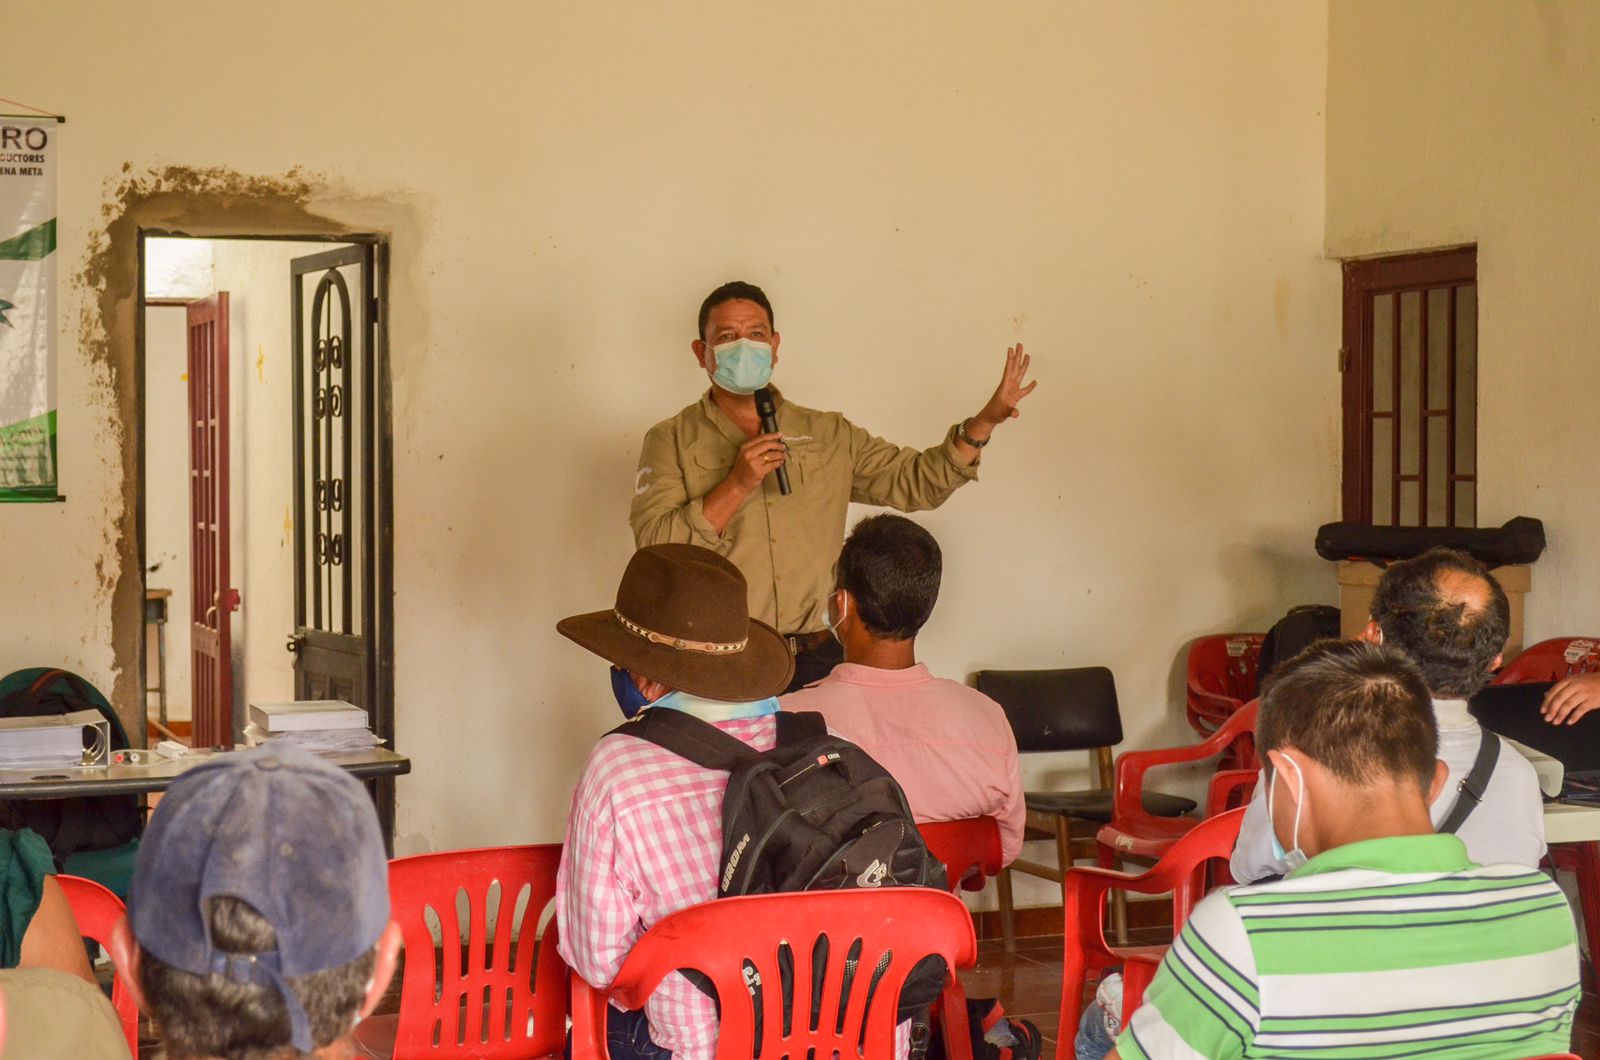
[187, 292, 239, 748]
[289, 243, 393, 841]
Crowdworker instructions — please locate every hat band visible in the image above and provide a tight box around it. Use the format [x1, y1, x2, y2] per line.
[614, 609, 748, 655]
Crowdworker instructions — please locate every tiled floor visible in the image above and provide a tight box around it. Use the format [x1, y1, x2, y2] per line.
[971, 932, 1600, 1059]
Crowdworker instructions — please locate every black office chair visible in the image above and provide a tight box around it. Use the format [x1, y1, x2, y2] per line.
[974, 667, 1195, 949]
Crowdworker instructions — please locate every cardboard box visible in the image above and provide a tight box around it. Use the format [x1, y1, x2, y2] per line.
[1337, 561, 1531, 661]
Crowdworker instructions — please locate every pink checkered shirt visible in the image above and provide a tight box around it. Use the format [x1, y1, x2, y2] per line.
[557, 712, 914, 1059]
[557, 715, 778, 1059]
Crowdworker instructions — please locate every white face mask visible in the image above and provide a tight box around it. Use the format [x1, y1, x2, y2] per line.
[1267, 753, 1309, 871]
[825, 591, 848, 644]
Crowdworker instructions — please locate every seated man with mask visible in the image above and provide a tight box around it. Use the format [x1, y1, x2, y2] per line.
[1231, 547, 1545, 882]
[782, 514, 1024, 864]
[555, 543, 796, 1060]
[1109, 639, 1579, 1060]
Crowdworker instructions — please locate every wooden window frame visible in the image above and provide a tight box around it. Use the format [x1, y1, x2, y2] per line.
[1341, 246, 1477, 526]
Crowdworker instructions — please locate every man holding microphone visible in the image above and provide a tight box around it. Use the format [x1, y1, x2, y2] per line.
[631, 280, 1036, 692]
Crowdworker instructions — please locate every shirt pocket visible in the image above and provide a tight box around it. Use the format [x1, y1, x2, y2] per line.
[783, 433, 839, 489]
[689, 446, 735, 497]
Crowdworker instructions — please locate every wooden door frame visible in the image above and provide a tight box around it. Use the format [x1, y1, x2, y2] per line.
[134, 231, 395, 842]
[1340, 245, 1477, 524]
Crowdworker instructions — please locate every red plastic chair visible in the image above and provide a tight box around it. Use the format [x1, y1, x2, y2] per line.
[569, 889, 978, 1060]
[1060, 808, 1245, 1056]
[1494, 637, 1600, 684]
[356, 845, 567, 1059]
[919, 818, 1004, 897]
[1097, 701, 1259, 866]
[1185, 634, 1264, 745]
[57, 874, 140, 1058]
[917, 818, 1005, 1060]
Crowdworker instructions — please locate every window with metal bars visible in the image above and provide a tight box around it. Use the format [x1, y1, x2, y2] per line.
[1341, 246, 1477, 527]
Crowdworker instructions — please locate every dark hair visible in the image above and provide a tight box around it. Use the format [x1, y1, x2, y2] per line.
[697, 281, 774, 340]
[139, 896, 375, 1060]
[834, 514, 942, 641]
[1370, 547, 1510, 698]
[1258, 639, 1438, 795]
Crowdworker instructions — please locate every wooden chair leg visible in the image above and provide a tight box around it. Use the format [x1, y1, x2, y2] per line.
[996, 866, 1016, 953]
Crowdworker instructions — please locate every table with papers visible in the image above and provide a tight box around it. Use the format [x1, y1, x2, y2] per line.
[0, 746, 410, 799]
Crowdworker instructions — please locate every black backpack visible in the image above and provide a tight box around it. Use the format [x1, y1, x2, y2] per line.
[609, 708, 949, 1030]
[0, 669, 143, 869]
[1257, 605, 1343, 688]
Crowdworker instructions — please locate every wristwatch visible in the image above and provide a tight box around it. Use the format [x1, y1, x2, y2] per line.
[958, 419, 990, 448]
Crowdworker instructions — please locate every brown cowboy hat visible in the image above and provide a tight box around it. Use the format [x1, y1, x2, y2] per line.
[557, 543, 794, 701]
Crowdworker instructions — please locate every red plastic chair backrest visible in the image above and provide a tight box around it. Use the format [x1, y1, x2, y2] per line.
[388, 844, 567, 1058]
[919, 817, 1003, 894]
[1186, 634, 1264, 732]
[1060, 808, 1246, 1050]
[57, 874, 140, 1058]
[573, 889, 977, 1060]
[1494, 637, 1600, 685]
[1111, 701, 1260, 825]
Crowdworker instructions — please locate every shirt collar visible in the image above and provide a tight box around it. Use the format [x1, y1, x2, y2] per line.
[826, 662, 932, 686]
[1288, 833, 1472, 880]
[653, 690, 779, 724]
[1433, 697, 1476, 730]
[699, 386, 788, 448]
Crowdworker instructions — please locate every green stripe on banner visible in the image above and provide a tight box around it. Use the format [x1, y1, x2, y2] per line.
[0, 218, 56, 261]
[0, 409, 58, 501]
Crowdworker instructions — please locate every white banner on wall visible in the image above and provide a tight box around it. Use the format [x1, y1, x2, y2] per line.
[0, 117, 57, 501]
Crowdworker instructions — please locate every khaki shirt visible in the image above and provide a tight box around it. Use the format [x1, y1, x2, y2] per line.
[631, 392, 978, 634]
[0, 968, 132, 1059]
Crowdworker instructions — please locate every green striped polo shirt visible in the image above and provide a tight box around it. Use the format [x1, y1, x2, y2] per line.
[1117, 833, 1579, 1060]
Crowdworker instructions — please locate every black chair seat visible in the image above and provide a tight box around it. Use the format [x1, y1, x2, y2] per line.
[1024, 788, 1196, 825]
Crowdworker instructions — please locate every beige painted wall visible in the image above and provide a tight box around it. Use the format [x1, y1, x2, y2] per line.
[1327, 0, 1600, 642]
[1, 2, 1337, 893]
[144, 305, 193, 719]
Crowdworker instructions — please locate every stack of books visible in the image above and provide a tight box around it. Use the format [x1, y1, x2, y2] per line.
[0, 709, 107, 767]
[244, 700, 383, 755]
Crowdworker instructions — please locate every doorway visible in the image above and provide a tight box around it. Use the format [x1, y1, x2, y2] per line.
[137, 234, 393, 785]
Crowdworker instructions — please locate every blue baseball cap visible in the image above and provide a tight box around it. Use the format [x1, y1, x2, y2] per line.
[127, 743, 389, 1053]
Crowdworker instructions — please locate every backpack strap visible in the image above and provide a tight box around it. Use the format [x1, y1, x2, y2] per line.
[1438, 730, 1501, 836]
[606, 708, 759, 772]
[774, 710, 828, 746]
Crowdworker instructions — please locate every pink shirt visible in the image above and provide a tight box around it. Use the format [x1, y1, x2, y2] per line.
[557, 715, 777, 1059]
[782, 663, 1026, 864]
[557, 712, 912, 1059]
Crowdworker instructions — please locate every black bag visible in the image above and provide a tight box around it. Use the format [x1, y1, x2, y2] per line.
[611, 709, 949, 1026]
[0, 669, 142, 869]
[1314, 516, 1546, 567]
[1257, 605, 1343, 687]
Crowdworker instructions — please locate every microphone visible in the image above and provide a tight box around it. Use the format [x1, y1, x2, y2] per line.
[753, 386, 791, 496]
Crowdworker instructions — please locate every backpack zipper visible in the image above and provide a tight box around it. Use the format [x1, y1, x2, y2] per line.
[779, 750, 842, 788]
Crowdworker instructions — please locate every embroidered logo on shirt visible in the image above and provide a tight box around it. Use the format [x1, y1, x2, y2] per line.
[634, 467, 653, 495]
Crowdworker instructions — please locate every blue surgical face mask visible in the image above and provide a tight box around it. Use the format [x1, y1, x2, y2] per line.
[710, 338, 774, 395]
[1267, 754, 1309, 871]
[610, 666, 656, 719]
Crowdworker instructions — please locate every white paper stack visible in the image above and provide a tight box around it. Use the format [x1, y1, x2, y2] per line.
[244, 700, 383, 755]
[0, 709, 103, 767]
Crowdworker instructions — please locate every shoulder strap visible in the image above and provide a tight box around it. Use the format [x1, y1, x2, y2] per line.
[605, 708, 759, 772]
[1438, 730, 1502, 835]
[774, 710, 828, 746]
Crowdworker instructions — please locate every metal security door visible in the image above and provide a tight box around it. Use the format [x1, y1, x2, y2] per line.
[289, 246, 377, 711]
[187, 293, 239, 747]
